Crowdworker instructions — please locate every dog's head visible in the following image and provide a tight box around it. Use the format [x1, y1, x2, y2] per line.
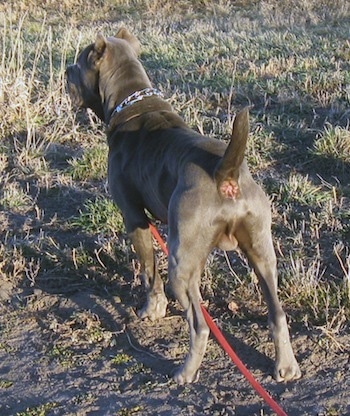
[66, 28, 141, 122]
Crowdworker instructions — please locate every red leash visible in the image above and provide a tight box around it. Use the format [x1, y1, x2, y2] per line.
[149, 223, 288, 416]
[149, 223, 169, 256]
[200, 305, 288, 416]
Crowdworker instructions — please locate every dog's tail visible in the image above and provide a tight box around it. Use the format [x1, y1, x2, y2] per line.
[214, 107, 249, 200]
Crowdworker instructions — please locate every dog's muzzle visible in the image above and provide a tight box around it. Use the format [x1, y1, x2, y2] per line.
[65, 64, 84, 107]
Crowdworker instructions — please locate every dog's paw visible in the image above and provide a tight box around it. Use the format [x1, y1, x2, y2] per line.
[173, 367, 200, 385]
[274, 358, 301, 382]
[138, 293, 168, 322]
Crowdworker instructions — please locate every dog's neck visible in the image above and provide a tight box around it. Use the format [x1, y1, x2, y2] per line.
[106, 92, 174, 133]
[100, 56, 178, 131]
[100, 58, 152, 123]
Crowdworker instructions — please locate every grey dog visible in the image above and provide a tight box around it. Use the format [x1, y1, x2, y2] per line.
[66, 28, 301, 384]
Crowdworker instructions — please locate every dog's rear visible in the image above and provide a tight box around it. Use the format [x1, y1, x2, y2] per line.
[163, 109, 299, 383]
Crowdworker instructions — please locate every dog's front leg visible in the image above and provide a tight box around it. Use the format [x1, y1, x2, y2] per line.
[129, 226, 168, 321]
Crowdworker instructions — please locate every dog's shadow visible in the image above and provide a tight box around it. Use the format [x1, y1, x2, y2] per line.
[126, 305, 275, 380]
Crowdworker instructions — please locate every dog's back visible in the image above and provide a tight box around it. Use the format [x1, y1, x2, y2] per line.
[108, 109, 250, 224]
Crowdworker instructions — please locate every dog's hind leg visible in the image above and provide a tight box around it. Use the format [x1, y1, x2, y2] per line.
[128, 219, 168, 321]
[167, 221, 211, 384]
[169, 260, 210, 384]
[237, 205, 301, 382]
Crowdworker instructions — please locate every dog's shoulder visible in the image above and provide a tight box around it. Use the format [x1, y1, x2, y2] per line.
[142, 110, 187, 131]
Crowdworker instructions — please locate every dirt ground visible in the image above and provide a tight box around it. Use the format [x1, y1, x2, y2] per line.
[1, 280, 349, 416]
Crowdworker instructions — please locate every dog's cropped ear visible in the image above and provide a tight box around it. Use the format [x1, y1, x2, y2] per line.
[115, 27, 141, 55]
[94, 33, 107, 57]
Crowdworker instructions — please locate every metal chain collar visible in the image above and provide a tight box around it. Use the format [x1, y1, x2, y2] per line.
[110, 88, 163, 119]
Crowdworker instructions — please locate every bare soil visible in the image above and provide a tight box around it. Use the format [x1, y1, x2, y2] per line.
[1, 277, 349, 416]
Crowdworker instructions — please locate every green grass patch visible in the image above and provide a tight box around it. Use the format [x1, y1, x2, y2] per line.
[67, 144, 108, 181]
[111, 353, 132, 365]
[280, 267, 350, 325]
[48, 344, 74, 367]
[276, 173, 332, 206]
[116, 406, 144, 416]
[312, 124, 350, 168]
[0, 182, 33, 213]
[16, 402, 59, 416]
[71, 197, 124, 235]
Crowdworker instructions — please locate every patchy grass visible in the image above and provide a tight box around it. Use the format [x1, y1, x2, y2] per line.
[71, 197, 124, 235]
[111, 353, 133, 365]
[312, 124, 350, 172]
[116, 406, 144, 416]
[0, 181, 33, 212]
[277, 173, 332, 206]
[67, 143, 108, 181]
[15, 402, 59, 416]
[0, 0, 349, 330]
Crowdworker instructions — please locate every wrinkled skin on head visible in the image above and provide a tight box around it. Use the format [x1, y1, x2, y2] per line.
[66, 28, 143, 123]
[66, 41, 105, 120]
